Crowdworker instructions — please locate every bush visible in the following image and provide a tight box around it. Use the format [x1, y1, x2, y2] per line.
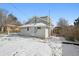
[63, 26, 79, 42]
[53, 26, 79, 42]
[73, 26, 79, 41]
[60, 26, 75, 41]
[65, 36, 75, 41]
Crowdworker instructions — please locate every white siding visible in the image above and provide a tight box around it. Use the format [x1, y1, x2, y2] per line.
[35, 27, 45, 38]
[20, 27, 33, 36]
[20, 27, 49, 39]
[45, 28, 49, 38]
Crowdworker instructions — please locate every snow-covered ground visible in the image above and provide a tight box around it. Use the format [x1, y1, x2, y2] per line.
[0, 33, 79, 56]
[0, 34, 62, 56]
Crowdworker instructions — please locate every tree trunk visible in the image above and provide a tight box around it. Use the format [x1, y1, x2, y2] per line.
[1, 27, 4, 32]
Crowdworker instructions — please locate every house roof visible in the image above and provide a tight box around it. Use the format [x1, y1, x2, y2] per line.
[20, 23, 50, 28]
[25, 16, 51, 26]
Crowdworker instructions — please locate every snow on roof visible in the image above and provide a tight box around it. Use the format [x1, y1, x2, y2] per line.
[35, 23, 47, 26]
[20, 24, 34, 27]
[20, 23, 49, 27]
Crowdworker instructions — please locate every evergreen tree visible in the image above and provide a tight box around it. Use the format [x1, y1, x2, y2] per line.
[74, 17, 79, 26]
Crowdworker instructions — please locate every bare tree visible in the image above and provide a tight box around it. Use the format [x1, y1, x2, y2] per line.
[57, 18, 69, 27]
[0, 8, 8, 32]
[73, 17, 79, 41]
[0, 8, 21, 33]
[7, 14, 21, 26]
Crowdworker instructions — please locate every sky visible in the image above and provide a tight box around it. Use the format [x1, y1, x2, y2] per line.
[0, 3, 79, 26]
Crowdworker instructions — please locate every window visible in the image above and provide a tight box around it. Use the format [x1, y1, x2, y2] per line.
[27, 27, 29, 31]
[37, 27, 41, 29]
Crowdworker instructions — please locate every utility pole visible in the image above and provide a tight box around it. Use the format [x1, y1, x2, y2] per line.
[49, 9, 51, 37]
[34, 16, 37, 33]
[1, 12, 4, 32]
[35, 16, 36, 24]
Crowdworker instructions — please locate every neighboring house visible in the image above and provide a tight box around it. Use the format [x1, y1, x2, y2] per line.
[53, 27, 62, 36]
[20, 16, 53, 39]
[0, 22, 21, 33]
[6, 24, 20, 32]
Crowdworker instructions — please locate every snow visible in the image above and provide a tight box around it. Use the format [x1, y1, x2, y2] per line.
[20, 23, 48, 28]
[0, 37, 51, 56]
[1, 34, 79, 56]
[47, 36, 62, 56]
[0, 34, 62, 56]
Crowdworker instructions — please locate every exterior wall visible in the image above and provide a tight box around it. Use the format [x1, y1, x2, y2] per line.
[6, 26, 20, 32]
[45, 28, 49, 38]
[35, 27, 45, 38]
[20, 27, 49, 39]
[20, 27, 32, 36]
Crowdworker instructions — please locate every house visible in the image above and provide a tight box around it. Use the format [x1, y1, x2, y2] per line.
[0, 18, 21, 34]
[19, 16, 53, 39]
[0, 24, 20, 34]
[6, 24, 20, 33]
[53, 27, 62, 36]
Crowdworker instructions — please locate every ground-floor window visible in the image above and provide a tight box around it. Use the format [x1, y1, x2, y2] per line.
[27, 27, 29, 31]
[37, 27, 41, 29]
